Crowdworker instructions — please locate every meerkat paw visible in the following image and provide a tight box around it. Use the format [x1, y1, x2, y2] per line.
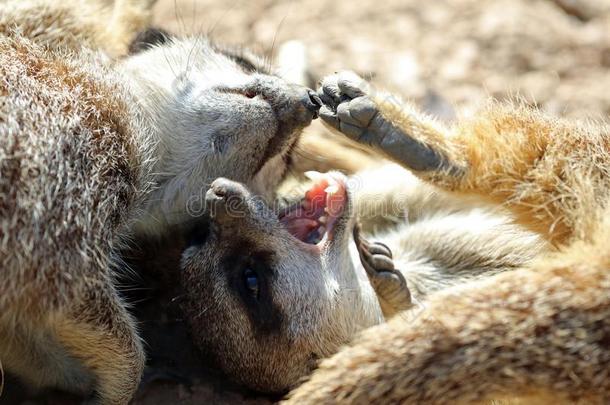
[354, 225, 412, 318]
[317, 71, 379, 142]
[318, 71, 460, 174]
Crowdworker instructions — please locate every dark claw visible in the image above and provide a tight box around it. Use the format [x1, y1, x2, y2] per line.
[354, 222, 395, 276]
[365, 241, 393, 259]
[353, 221, 411, 317]
[303, 89, 322, 118]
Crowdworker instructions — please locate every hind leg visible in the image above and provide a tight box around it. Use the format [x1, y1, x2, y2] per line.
[0, 285, 143, 404]
[0, 322, 95, 397]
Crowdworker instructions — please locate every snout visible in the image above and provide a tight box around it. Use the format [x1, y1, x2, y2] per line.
[292, 86, 322, 121]
[276, 83, 322, 125]
[207, 178, 249, 202]
[248, 76, 322, 126]
[206, 178, 250, 224]
[303, 89, 323, 118]
[206, 177, 277, 233]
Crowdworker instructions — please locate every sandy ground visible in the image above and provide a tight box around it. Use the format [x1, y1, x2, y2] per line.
[155, 0, 610, 120]
[3, 0, 610, 404]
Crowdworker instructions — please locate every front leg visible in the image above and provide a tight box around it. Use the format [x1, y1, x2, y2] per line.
[353, 224, 412, 319]
[318, 71, 465, 177]
[318, 72, 583, 243]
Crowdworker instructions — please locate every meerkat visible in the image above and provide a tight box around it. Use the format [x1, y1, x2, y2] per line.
[178, 83, 546, 393]
[0, 0, 157, 56]
[282, 71, 610, 404]
[0, 0, 320, 402]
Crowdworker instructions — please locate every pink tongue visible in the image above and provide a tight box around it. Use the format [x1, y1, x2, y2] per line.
[280, 180, 330, 242]
[305, 180, 329, 206]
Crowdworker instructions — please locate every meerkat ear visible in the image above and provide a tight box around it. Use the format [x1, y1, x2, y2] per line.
[128, 27, 172, 54]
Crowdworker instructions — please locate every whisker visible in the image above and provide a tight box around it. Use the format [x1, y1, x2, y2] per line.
[173, 0, 187, 35]
[161, 46, 180, 81]
[190, 0, 198, 34]
[185, 32, 205, 77]
[269, 14, 288, 61]
[195, 305, 212, 319]
[171, 294, 186, 303]
[208, 0, 240, 38]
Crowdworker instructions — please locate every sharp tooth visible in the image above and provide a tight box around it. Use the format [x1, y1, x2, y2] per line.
[325, 184, 339, 194]
[318, 215, 327, 224]
[318, 225, 327, 235]
[304, 171, 324, 181]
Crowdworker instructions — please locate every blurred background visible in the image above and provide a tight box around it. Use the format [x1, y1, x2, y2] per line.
[155, 0, 610, 120]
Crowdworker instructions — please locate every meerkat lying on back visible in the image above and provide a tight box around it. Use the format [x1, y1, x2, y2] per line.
[0, 0, 320, 402]
[284, 72, 610, 403]
[178, 74, 548, 392]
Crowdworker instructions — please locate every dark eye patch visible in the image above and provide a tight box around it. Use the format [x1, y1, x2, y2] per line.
[128, 27, 172, 54]
[221, 239, 284, 337]
[229, 53, 259, 72]
[216, 47, 269, 74]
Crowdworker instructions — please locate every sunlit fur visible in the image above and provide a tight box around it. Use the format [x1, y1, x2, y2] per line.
[286, 93, 610, 404]
[180, 155, 545, 393]
[122, 37, 313, 235]
[0, 0, 315, 402]
[0, 0, 156, 56]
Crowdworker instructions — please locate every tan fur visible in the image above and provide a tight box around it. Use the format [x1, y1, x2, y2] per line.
[0, 37, 144, 403]
[292, 127, 380, 176]
[285, 93, 610, 403]
[178, 123, 546, 392]
[372, 95, 609, 244]
[0, 0, 318, 402]
[0, 0, 155, 56]
[0, 3, 152, 402]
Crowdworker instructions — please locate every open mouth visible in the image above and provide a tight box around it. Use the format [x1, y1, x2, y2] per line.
[279, 171, 349, 247]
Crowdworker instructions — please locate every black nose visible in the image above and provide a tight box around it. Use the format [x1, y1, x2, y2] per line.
[205, 178, 250, 224]
[302, 89, 323, 118]
[207, 178, 248, 203]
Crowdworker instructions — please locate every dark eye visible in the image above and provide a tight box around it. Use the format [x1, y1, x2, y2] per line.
[243, 268, 259, 299]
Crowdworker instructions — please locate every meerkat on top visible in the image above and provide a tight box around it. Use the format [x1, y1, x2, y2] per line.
[284, 71, 610, 404]
[178, 75, 547, 392]
[0, 0, 320, 403]
[0, 0, 157, 56]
